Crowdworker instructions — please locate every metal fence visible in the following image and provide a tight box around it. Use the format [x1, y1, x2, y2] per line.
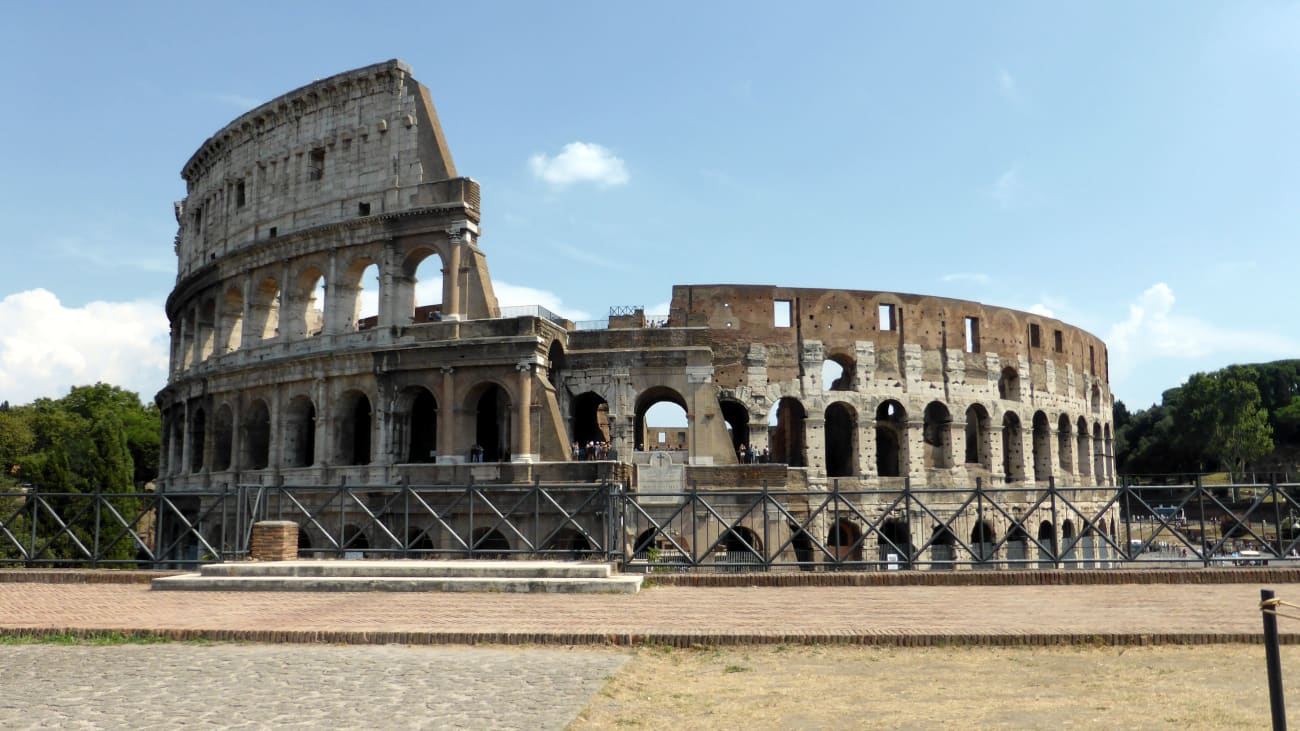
[1, 479, 1298, 571]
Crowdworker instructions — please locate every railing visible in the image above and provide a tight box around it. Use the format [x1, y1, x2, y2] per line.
[1, 479, 1299, 571]
[496, 305, 568, 327]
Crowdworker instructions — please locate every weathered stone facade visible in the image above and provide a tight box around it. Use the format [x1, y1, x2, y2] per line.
[157, 60, 1119, 563]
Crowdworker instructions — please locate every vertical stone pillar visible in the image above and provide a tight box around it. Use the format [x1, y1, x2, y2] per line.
[443, 229, 464, 321]
[950, 418, 968, 472]
[313, 378, 328, 467]
[989, 424, 1006, 484]
[804, 416, 826, 476]
[438, 366, 456, 462]
[230, 399, 244, 472]
[906, 418, 925, 484]
[515, 361, 534, 462]
[860, 416, 877, 477]
[239, 274, 253, 350]
[268, 387, 283, 471]
[747, 418, 770, 457]
[179, 400, 192, 478]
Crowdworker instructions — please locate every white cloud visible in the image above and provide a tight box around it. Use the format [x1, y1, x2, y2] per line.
[1027, 303, 1056, 318]
[1106, 282, 1300, 383]
[989, 165, 1024, 209]
[529, 142, 629, 187]
[997, 67, 1023, 104]
[493, 281, 593, 322]
[0, 289, 169, 406]
[202, 92, 262, 111]
[941, 272, 990, 286]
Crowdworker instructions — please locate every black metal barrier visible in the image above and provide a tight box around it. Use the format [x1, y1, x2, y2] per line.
[0, 478, 1297, 571]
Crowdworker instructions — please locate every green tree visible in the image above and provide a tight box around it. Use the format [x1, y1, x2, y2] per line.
[1177, 367, 1274, 477]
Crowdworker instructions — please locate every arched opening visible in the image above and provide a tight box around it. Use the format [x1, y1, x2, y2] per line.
[878, 518, 912, 566]
[347, 259, 381, 331]
[998, 367, 1020, 401]
[1037, 520, 1056, 568]
[572, 392, 610, 452]
[400, 248, 445, 325]
[188, 407, 206, 474]
[1002, 412, 1025, 482]
[1032, 411, 1051, 482]
[397, 387, 439, 460]
[875, 400, 907, 477]
[788, 522, 814, 570]
[1103, 424, 1114, 485]
[719, 526, 763, 569]
[283, 395, 316, 468]
[824, 402, 857, 477]
[337, 391, 373, 466]
[930, 525, 956, 569]
[473, 383, 511, 462]
[195, 299, 216, 362]
[1057, 414, 1073, 473]
[964, 404, 992, 468]
[1090, 384, 1102, 414]
[1006, 523, 1029, 567]
[342, 525, 369, 553]
[822, 354, 855, 391]
[719, 399, 751, 458]
[212, 404, 233, 471]
[768, 397, 806, 466]
[1092, 423, 1104, 483]
[249, 276, 281, 342]
[407, 528, 434, 552]
[635, 386, 688, 452]
[546, 528, 594, 559]
[169, 415, 184, 475]
[283, 267, 325, 339]
[1076, 417, 1091, 481]
[971, 519, 996, 562]
[297, 530, 312, 554]
[1062, 519, 1077, 567]
[472, 527, 510, 556]
[827, 519, 862, 562]
[242, 399, 271, 470]
[220, 286, 243, 353]
[545, 339, 566, 385]
[923, 402, 952, 469]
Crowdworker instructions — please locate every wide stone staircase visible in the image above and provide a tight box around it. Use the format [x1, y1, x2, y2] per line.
[151, 560, 642, 594]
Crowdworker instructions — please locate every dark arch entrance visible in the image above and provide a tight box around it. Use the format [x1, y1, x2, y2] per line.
[243, 399, 271, 470]
[931, 525, 957, 569]
[875, 400, 906, 477]
[547, 528, 594, 559]
[828, 519, 862, 562]
[719, 399, 750, 455]
[284, 395, 316, 468]
[634, 386, 688, 451]
[474, 384, 511, 462]
[572, 392, 610, 447]
[825, 402, 856, 477]
[472, 527, 510, 556]
[769, 397, 806, 467]
[878, 518, 912, 567]
[338, 392, 372, 466]
[1037, 520, 1056, 568]
[788, 522, 814, 571]
[408, 389, 438, 463]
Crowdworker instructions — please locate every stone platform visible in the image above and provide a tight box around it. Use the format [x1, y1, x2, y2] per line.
[150, 560, 643, 594]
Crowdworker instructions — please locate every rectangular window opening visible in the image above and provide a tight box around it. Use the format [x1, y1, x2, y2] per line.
[193, 205, 202, 233]
[309, 149, 325, 181]
[268, 226, 278, 239]
[1089, 345, 1096, 375]
[1053, 329, 1063, 353]
[235, 180, 246, 208]
[773, 300, 792, 328]
[358, 201, 371, 217]
[878, 303, 897, 332]
[964, 316, 980, 353]
[1029, 323, 1041, 348]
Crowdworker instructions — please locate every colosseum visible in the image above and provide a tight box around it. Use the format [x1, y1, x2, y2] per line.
[157, 60, 1120, 568]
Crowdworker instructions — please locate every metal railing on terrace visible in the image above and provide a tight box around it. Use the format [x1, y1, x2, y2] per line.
[1, 479, 1299, 571]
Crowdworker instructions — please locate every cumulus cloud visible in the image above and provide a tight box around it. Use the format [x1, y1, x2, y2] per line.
[0, 289, 169, 406]
[1027, 303, 1056, 318]
[529, 142, 629, 187]
[493, 281, 593, 322]
[1106, 282, 1300, 384]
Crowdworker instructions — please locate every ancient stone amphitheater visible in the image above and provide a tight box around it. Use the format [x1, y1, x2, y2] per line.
[157, 60, 1119, 566]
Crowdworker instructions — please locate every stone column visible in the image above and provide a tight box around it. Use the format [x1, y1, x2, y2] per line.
[989, 424, 1006, 484]
[239, 274, 253, 350]
[179, 400, 192, 478]
[950, 418, 968, 471]
[443, 228, 464, 321]
[906, 418, 925, 484]
[230, 399, 244, 473]
[313, 378, 328, 467]
[268, 386, 283, 470]
[438, 366, 457, 463]
[515, 361, 534, 462]
[804, 416, 826, 476]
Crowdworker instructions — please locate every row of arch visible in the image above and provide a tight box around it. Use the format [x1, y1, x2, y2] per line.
[173, 245, 457, 373]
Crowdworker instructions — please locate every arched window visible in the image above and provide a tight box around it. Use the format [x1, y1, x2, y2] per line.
[471, 383, 512, 462]
[1092, 423, 1104, 483]
[827, 519, 861, 561]
[635, 386, 688, 452]
[1057, 414, 1073, 473]
[821, 354, 855, 391]
[212, 404, 233, 471]
[286, 266, 326, 339]
[399, 248, 445, 324]
[768, 397, 806, 466]
[407, 388, 438, 463]
[249, 276, 281, 342]
[922, 402, 951, 469]
[875, 400, 907, 477]
[220, 286, 243, 353]
[337, 391, 373, 466]
[970, 519, 997, 562]
[1037, 520, 1056, 568]
[572, 392, 610, 449]
[964, 404, 992, 469]
[998, 367, 1021, 401]
[878, 518, 911, 565]
[344, 258, 380, 331]
[719, 399, 751, 458]
[188, 407, 206, 474]
[284, 395, 316, 468]
[1031, 411, 1051, 482]
[824, 402, 857, 477]
[242, 399, 271, 470]
[1077, 417, 1091, 480]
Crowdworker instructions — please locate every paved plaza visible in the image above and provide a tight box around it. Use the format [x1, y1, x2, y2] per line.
[0, 643, 625, 730]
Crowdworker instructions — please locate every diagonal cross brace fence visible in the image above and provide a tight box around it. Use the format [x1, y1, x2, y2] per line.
[0, 478, 1296, 571]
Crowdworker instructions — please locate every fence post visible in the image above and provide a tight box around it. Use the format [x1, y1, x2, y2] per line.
[833, 478, 841, 569]
[1261, 588, 1288, 731]
[1198, 475, 1210, 568]
[762, 481, 770, 571]
[1049, 477, 1060, 569]
[92, 486, 102, 568]
[903, 477, 913, 569]
[975, 477, 985, 568]
[1273, 476, 1284, 561]
[1122, 479, 1134, 560]
[690, 479, 698, 567]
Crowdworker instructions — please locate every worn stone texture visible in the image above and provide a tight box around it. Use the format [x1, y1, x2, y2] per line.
[157, 60, 1118, 564]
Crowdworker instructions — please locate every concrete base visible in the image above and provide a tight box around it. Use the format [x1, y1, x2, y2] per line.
[151, 559, 642, 594]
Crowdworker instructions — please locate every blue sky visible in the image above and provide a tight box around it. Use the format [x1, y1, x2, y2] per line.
[0, 1, 1297, 409]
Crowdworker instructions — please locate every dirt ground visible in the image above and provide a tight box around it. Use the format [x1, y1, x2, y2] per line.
[570, 643, 1298, 730]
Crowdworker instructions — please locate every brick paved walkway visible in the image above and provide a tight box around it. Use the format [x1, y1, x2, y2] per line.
[2, 580, 1298, 646]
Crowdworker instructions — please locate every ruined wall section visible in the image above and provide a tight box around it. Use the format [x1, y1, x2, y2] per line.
[174, 60, 462, 282]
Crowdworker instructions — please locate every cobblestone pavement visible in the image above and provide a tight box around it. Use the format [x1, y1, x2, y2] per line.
[0, 582, 1293, 644]
[0, 643, 627, 730]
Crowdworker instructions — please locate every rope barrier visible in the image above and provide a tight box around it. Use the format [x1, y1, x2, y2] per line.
[1260, 596, 1300, 623]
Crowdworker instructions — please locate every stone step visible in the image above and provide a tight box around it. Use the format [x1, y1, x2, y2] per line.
[151, 574, 642, 594]
[195, 560, 616, 580]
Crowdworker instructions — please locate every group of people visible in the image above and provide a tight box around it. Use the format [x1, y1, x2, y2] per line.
[572, 440, 612, 461]
[735, 444, 770, 464]
[468, 443, 507, 462]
